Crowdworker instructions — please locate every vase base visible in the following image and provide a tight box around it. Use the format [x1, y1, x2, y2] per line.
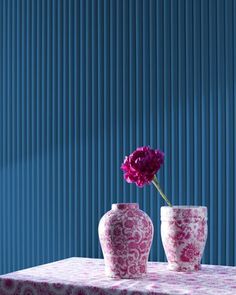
[168, 262, 201, 272]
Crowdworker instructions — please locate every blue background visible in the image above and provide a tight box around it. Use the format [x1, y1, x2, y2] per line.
[0, 0, 235, 274]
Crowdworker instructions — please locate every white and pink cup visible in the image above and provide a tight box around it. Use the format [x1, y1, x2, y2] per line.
[161, 206, 208, 272]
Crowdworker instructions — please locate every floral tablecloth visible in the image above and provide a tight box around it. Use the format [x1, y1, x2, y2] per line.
[0, 257, 236, 295]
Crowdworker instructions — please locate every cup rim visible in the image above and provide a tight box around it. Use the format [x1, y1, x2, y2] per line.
[161, 206, 207, 209]
[161, 205, 208, 220]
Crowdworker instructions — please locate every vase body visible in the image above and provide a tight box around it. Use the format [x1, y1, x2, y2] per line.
[98, 203, 154, 278]
[161, 206, 207, 272]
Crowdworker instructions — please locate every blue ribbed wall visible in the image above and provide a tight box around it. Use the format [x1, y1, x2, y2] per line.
[0, 0, 235, 274]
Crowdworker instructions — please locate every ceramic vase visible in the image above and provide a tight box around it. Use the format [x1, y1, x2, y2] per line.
[161, 206, 207, 272]
[98, 203, 154, 278]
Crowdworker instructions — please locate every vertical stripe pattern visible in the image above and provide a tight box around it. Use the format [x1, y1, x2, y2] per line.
[0, 0, 235, 274]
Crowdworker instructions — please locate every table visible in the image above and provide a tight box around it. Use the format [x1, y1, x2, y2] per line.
[0, 257, 236, 295]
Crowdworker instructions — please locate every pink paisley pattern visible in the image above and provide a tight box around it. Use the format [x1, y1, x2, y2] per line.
[1, 257, 236, 295]
[161, 206, 208, 272]
[98, 203, 154, 278]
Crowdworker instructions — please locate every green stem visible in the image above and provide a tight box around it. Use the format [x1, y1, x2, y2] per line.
[152, 175, 172, 207]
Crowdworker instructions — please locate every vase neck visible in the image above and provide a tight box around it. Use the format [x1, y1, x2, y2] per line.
[112, 203, 139, 210]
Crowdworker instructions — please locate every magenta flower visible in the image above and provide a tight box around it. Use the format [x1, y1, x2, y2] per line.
[121, 146, 172, 206]
[121, 146, 164, 187]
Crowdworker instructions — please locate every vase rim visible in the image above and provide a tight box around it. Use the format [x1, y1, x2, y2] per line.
[112, 203, 139, 210]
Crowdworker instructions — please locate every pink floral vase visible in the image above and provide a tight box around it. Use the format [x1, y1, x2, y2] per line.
[98, 203, 154, 278]
[161, 206, 207, 272]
